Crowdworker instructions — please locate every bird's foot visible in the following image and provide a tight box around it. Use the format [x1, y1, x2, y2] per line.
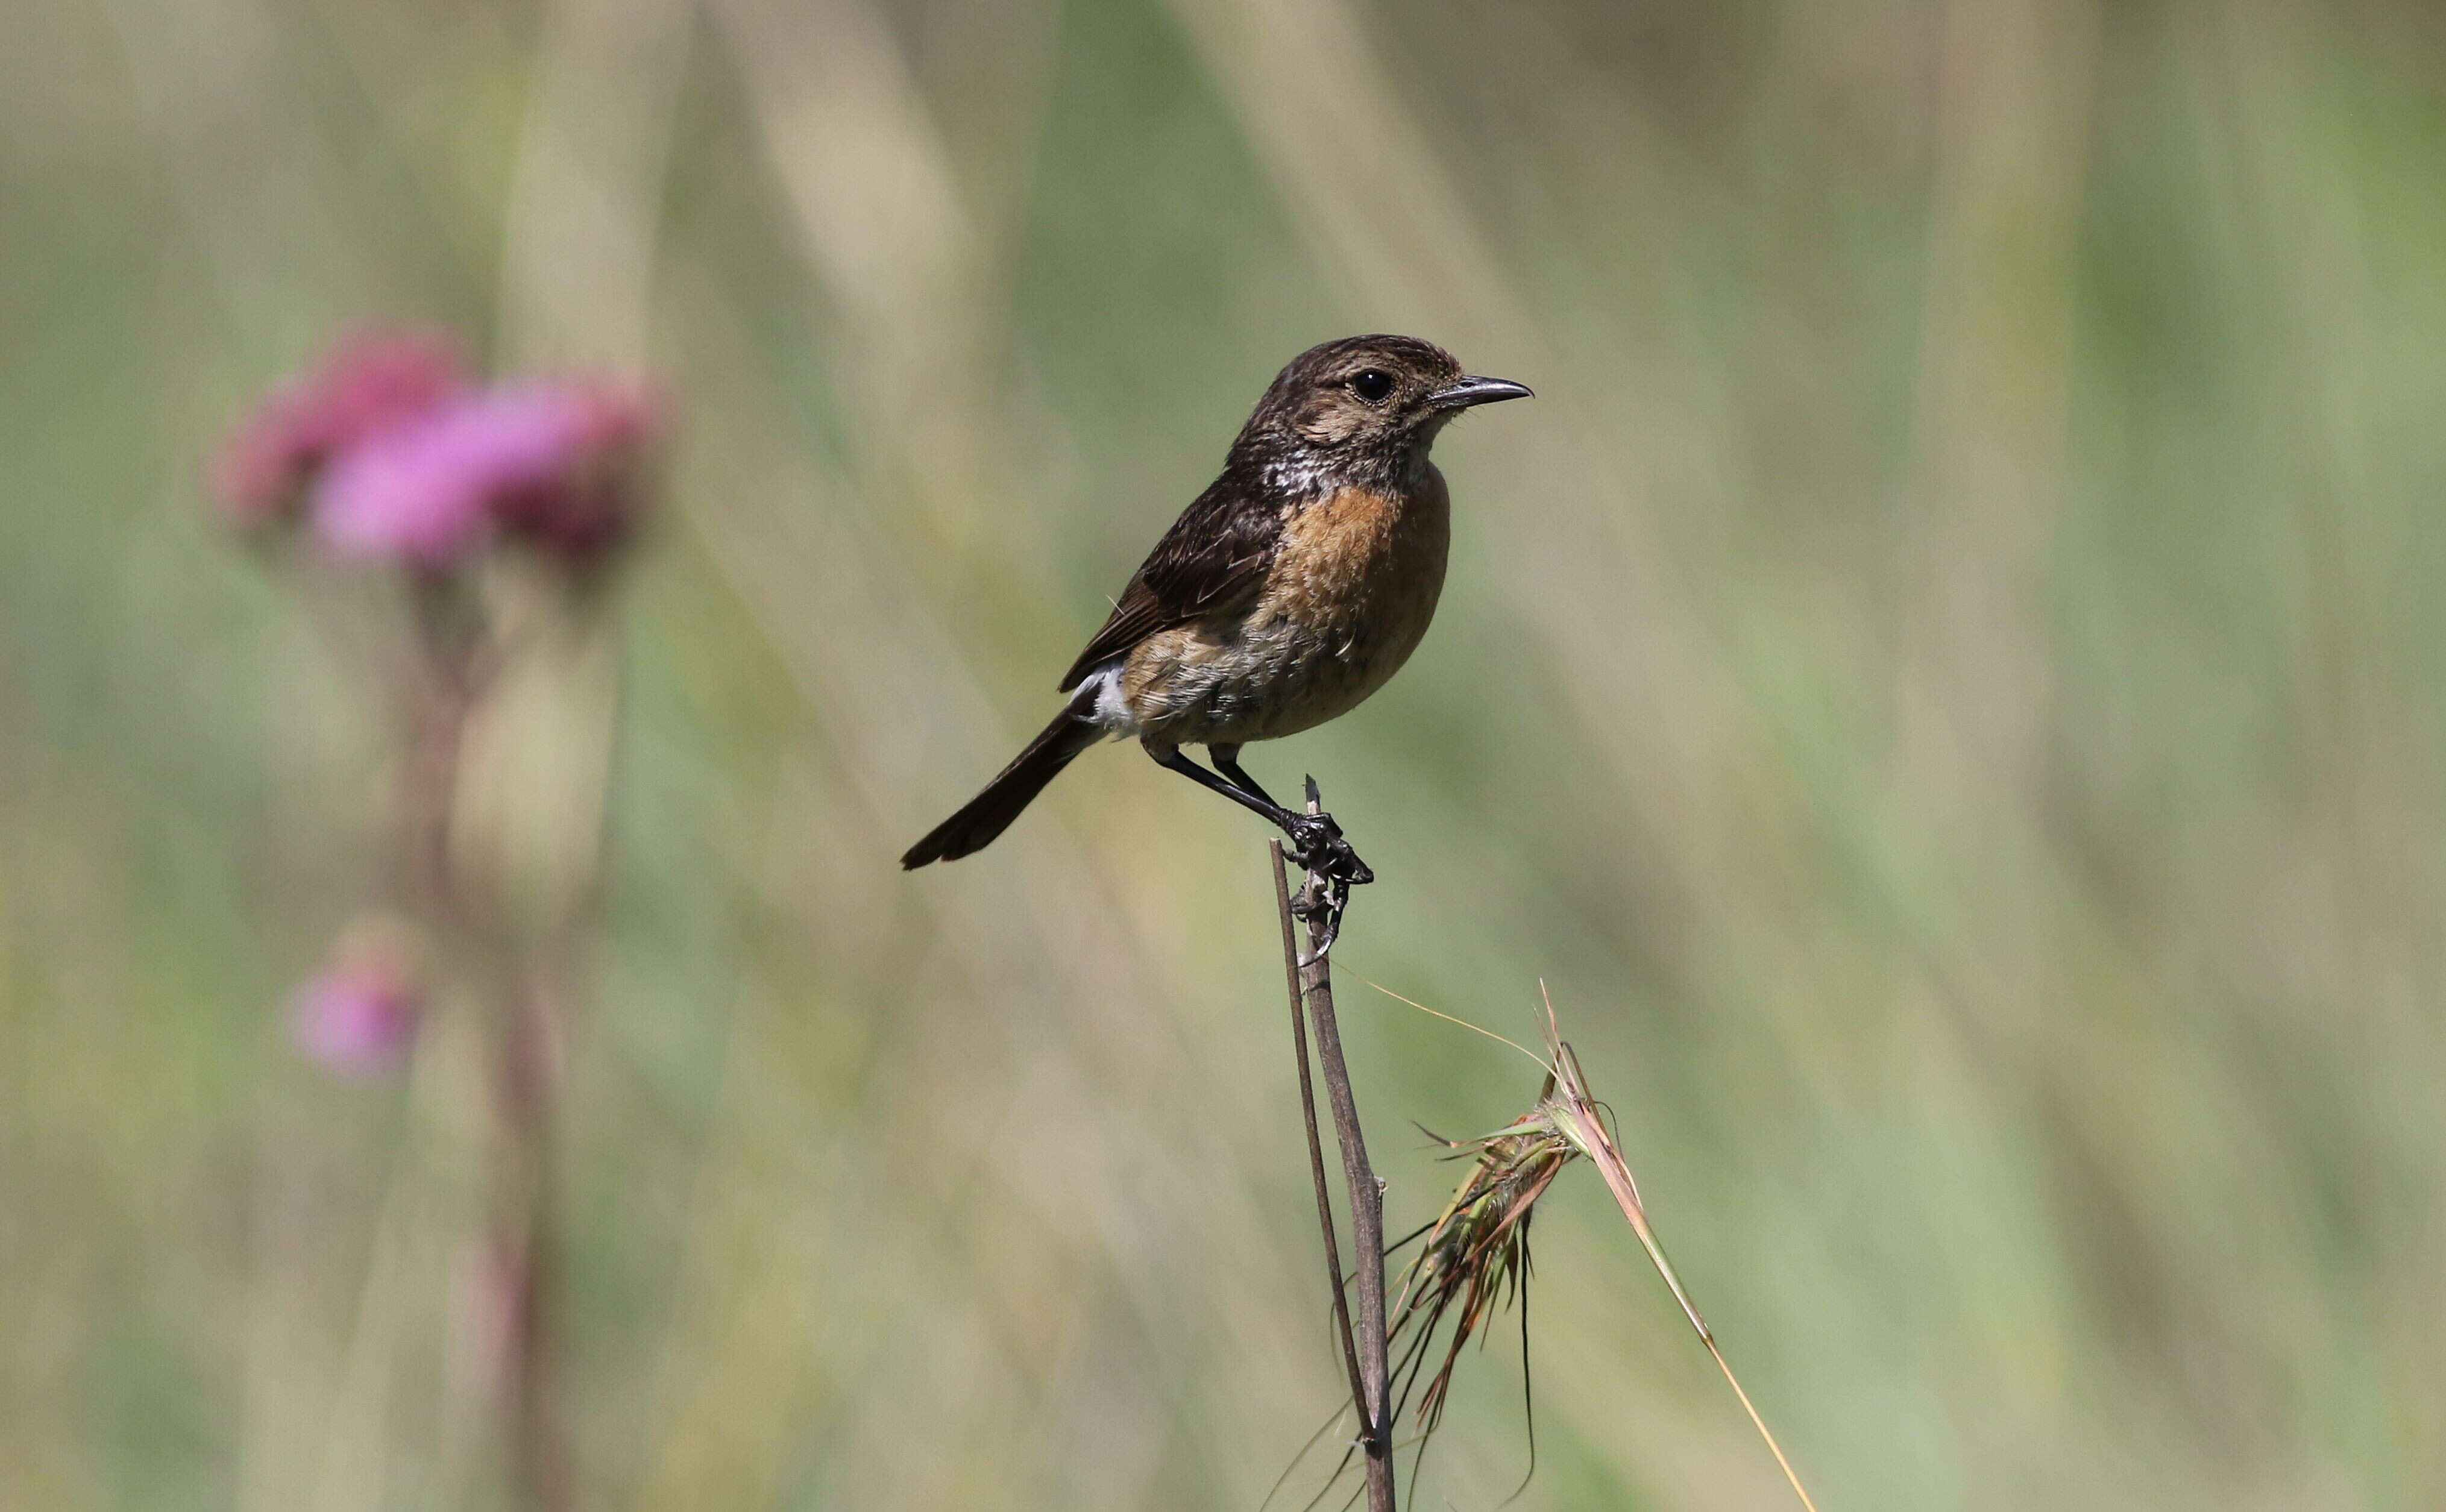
[1284, 811, 1368, 960]
[1284, 811, 1372, 888]
[1288, 877, 1351, 959]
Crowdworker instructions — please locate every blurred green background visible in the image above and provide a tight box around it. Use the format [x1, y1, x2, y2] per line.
[8, 0, 2446, 1507]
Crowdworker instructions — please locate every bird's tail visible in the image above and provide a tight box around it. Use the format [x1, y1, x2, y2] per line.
[901, 689, 1105, 868]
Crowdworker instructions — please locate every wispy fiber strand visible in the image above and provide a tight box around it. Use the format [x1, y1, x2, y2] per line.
[1366, 977, 1822, 1512]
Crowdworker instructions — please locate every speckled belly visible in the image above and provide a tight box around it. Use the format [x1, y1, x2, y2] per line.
[1119, 474, 1450, 747]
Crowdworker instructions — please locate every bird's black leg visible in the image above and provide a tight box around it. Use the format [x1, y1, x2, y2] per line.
[1143, 738, 1292, 824]
[1144, 741, 1371, 886]
[1206, 744, 1280, 810]
[1210, 745, 1372, 890]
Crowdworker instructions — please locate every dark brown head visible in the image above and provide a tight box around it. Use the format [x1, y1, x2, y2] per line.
[1229, 334, 1532, 495]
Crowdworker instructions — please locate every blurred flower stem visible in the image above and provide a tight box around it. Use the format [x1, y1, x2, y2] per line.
[402, 574, 569, 1512]
[1269, 780, 1395, 1512]
[384, 569, 582, 1512]
[220, 330, 658, 1511]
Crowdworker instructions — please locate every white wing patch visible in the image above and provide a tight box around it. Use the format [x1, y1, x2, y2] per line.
[1076, 662, 1140, 738]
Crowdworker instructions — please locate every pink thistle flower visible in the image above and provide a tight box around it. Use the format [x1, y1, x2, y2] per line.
[290, 927, 421, 1076]
[213, 330, 467, 528]
[312, 382, 657, 569]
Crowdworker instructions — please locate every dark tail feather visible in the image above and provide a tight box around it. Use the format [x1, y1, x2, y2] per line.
[901, 695, 1103, 868]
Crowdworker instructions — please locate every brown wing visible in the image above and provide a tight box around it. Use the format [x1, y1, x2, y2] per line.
[1057, 477, 1283, 691]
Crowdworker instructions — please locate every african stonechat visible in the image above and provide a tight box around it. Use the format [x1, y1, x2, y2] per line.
[902, 334, 1531, 884]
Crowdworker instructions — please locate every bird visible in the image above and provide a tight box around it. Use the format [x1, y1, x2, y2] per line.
[901, 334, 1530, 883]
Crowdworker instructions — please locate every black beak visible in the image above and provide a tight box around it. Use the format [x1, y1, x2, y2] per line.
[1426, 375, 1535, 410]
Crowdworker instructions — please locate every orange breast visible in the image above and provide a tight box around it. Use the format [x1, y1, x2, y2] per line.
[1257, 476, 1448, 632]
[1120, 469, 1451, 745]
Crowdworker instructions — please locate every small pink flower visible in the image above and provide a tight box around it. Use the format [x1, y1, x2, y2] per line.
[290, 935, 421, 1076]
[312, 382, 656, 569]
[213, 330, 467, 528]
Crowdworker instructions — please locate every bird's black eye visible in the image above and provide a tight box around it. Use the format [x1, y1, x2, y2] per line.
[1349, 369, 1395, 403]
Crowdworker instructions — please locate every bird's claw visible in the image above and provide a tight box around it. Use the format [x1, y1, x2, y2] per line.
[1284, 811, 1368, 959]
[1289, 875, 1352, 959]
[1284, 812, 1372, 887]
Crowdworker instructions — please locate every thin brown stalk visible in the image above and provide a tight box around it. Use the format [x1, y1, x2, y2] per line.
[1270, 782, 1395, 1512]
[1272, 841, 1368, 1441]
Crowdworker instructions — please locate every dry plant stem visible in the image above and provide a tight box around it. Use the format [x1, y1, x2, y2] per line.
[1271, 841, 1367, 1435]
[1270, 783, 1395, 1512]
[1535, 991, 1818, 1512]
[1574, 1103, 1813, 1512]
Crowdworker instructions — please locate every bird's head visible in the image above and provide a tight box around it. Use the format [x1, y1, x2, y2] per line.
[1234, 334, 1532, 493]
